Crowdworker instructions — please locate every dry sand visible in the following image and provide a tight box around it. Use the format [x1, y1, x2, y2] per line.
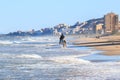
[74, 35, 120, 56]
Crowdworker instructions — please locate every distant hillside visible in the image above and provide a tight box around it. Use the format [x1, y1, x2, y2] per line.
[6, 17, 104, 36]
[71, 17, 104, 28]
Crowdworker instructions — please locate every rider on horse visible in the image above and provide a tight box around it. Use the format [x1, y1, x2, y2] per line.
[59, 33, 66, 47]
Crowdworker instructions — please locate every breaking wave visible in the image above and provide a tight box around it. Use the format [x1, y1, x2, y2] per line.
[0, 53, 42, 59]
[49, 55, 91, 64]
[17, 54, 42, 59]
[0, 40, 13, 45]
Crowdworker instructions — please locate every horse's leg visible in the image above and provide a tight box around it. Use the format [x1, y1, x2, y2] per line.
[63, 42, 66, 48]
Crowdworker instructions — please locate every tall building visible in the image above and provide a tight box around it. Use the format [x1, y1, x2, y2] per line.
[104, 12, 119, 34]
[118, 21, 120, 32]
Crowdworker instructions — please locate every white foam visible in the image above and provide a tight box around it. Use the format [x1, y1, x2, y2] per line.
[46, 43, 57, 46]
[18, 54, 42, 59]
[0, 53, 42, 59]
[13, 41, 21, 44]
[28, 36, 58, 42]
[26, 37, 37, 42]
[0, 40, 13, 44]
[49, 55, 90, 64]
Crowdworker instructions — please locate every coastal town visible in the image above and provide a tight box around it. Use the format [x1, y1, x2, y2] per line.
[5, 12, 120, 37]
[1, 0, 120, 79]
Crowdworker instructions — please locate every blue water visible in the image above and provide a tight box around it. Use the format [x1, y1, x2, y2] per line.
[80, 53, 120, 62]
[0, 36, 120, 80]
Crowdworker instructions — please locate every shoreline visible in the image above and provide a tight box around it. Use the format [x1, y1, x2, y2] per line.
[73, 35, 120, 56]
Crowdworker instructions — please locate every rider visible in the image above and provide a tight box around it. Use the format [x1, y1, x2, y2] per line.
[59, 33, 65, 44]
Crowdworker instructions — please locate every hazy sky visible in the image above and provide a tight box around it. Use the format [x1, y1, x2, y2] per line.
[0, 0, 119, 33]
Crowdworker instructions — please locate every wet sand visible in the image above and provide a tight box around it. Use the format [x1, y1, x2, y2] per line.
[73, 35, 120, 56]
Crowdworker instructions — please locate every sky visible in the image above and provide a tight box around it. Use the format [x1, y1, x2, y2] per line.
[0, 0, 120, 34]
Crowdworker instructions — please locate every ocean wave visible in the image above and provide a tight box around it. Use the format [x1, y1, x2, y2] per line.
[17, 54, 42, 59]
[23, 36, 58, 42]
[0, 53, 42, 59]
[49, 55, 91, 64]
[13, 41, 21, 44]
[0, 40, 13, 45]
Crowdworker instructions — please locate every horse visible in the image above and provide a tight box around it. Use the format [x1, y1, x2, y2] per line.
[59, 39, 67, 48]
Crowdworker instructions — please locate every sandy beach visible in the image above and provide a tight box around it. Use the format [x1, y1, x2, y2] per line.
[73, 35, 120, 56]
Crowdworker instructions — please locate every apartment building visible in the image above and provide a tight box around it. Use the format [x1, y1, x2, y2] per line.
[104, 12, 119, 34]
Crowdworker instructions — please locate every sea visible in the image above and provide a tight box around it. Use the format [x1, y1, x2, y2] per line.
[0, 35, 120, 80]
